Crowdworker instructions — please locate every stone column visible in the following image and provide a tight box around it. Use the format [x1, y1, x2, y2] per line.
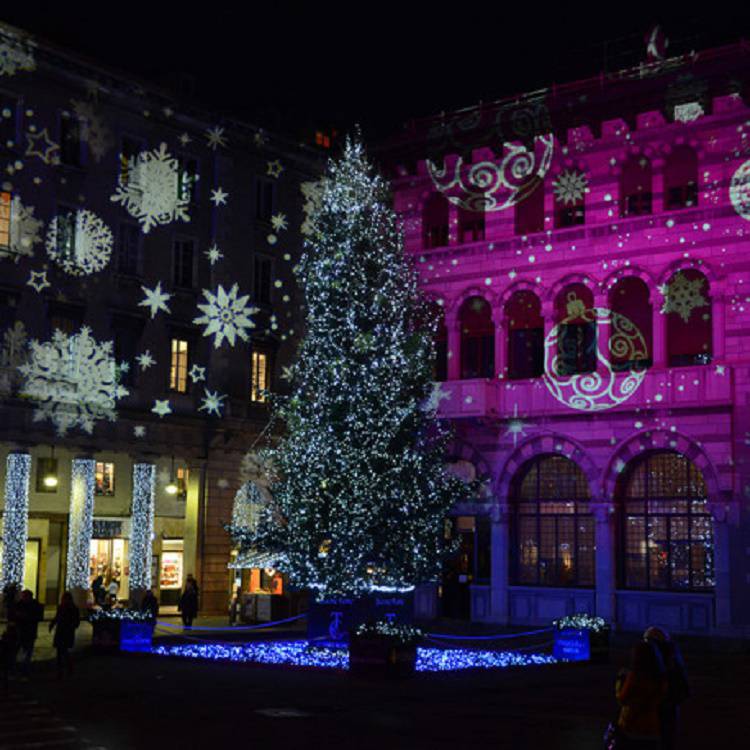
[446, 310, 461, 381]
[653, 292, 667, 368]
[489, 503, 511, 624]
[591, 502, 616, 624]
[128, 462, 155, 606]
[65, 457, 96, 607]
[493, 309, 506, 380]
[712, 291, 726, 361]
[0, 451, 31, 592]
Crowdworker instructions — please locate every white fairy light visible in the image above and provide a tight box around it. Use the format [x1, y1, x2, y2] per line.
[65, 458, 95, 590]
[0, 452, 31, 590]
[129, 463, 155, 592]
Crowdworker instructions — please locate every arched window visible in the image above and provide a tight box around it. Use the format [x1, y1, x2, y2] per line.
[555, 283, 596, 375]
[664, 146, 698, 210]
[505, 290, 544, 379]
[620, 156, 653, 217]
[511, 455, 594, 587]
[459, 296, 494, 379]
[609, 277, 652, 371]
[664, 269, 712, 366]
[617, 451, 714, 591]
[422, 193, 449, 249]
[514, 179, 545, 235]
[458, 206, 485, 243]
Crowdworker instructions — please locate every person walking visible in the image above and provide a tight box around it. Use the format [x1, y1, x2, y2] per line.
[91, 574, 105, 606]
[178, 579, 198, 629]
[615, 640, 667, 749]
[107, 578, 120, 602]
[48, 592, 80, 679]
[13, 590, 43, 679]
[644, 627, 689, 750]
[140, 589, 159, 620]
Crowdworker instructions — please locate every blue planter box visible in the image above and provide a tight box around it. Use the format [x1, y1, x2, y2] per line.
[553, 627, 610, 662]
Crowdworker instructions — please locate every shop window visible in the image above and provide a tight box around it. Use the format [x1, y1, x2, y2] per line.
[251, 348, 270, 402]
[506, 290, 544, 379]
[620, 156, 653, 217]
[116, 222, 142, 276]
[0, 190, 10, 251]
[173, 237, 195, 289]
[514, 179, 545, 235]
[457, 206, 485, 243]
[119, 135, 145, 184]
[609, 277, 652, 371]
[555, 284, 596, 375]
[36, 457, 59, 493]
[422, 193, 449, 249]
[169, 337, 190, 393]
[459, 296, 494, 379]
[255, 177, 276, 223]
[665, 269, 712, 366]
[59, 111, 84, 167]
[89, 537, 128, 600]
[664, 145, 698, 210]
[617, 451, 714, 591]
[511, 454, 594, 587]
[95, 462, 115, 496]
[254, 256, 273, 305]
[177, 154, 199, 206]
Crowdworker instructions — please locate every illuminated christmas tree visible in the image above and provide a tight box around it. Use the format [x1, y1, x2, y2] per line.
[232, 138, 469, 600]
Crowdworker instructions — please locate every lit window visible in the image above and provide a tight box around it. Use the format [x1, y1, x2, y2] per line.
[169, 338, 189, 393]
[251, 350, 270, 402]
[176, 466, 189, 499]
[0, 191, 10, 250]
[95, 462, 115, 496]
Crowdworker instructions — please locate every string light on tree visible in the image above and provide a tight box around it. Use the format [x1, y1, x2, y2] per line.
[0, 452, 31, 590]
[65, 457, 95, 591]
[129, 463, 155, 593]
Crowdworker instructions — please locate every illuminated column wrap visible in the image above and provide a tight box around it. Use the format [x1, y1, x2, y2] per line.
[0, 452, 31, 589]
[129, 462, 155, 591]
[65, 457, 96, 590]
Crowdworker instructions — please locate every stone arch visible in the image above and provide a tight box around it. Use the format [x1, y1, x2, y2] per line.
[498, 279, 546, 308]
[657, 258, 719, 289]
[545, 272, 599, 305]
[448, 285, 496, 314]
[601, 266, 656, 300]
[446, 437, 492, 483]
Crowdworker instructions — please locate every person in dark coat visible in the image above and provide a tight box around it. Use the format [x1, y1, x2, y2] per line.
[2, 582, 18, 623]
[14, 590, 43, 678]
[1, 622, 19, 689]
[49, 592, 80, 678]
[178, 579, 198, 629]
[91, 575, 105, 606]
[140, 589, 159, 620]
[644, 627, 690, 750]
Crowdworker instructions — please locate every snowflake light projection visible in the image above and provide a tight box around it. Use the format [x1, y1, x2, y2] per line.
[0, 31, 35, 77]
[71, 100, 114, 163]
[1, 195, 43, 262]
[45, 209, 114, 275]
[110, 142, 190, 233]
[543, 299, 648, 412]
[552, 169, 588, 204]
[660, 271, 708, 322]
[193, 283, 258, 348]
[729, 159, 750, 221]
[300, 179, 325, 235]
[18, 326, 128, 435]
[674, 102, 704, 123]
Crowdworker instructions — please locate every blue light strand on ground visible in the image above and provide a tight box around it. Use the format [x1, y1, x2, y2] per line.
[151, 640, 558, 672]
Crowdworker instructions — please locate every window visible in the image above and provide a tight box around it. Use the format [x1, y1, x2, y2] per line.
[116, 223, 142, 276]
[52, 205, 78, 264]
[457, 207, 485, 243]
[514, 179, 545, 235]
[251, 348, 270, 402]
[459, 296, 494, 379]
[169, 338, 189, 393]
[422, 193, 449, 248]
[112, 314, 144, 387]
[506, 291, 544, 379]
[36, 458, 58, 493]
[0, 290, 18, 331]
[176, 467, 189, 499]
[555, 285, 596, 376]
[177, 155, 199, 205]
[94, 462, 115, 496]
[609, 277, 652, 371]
[511, 455, 594, 587]
[254, 256, 273, 305]
[173, 238, 195, 289]
[618, 451, 714, 591]
[664, 146, 698, 210]
[119, 136, 145, 184]
[620, 156, 653, 217]
[665, 269, 712, 367]
[0, 191, 10, 251]
[48, 301, 84, 335]
[255, 178, 275, 223]
[59, 111, 84, 167]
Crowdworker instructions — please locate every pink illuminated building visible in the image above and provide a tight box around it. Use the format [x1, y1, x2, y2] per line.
[386, 41, 750, 634]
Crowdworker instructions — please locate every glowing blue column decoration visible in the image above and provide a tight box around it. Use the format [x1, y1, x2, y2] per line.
[0, 452, 31, 590]
[129, 462, 155, 593]
[65, 457, 96, 591]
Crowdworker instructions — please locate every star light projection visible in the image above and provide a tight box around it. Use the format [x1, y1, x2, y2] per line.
[18, 326, 128, 435]
[193, 283, 259, 348]
[139, 281, 172, 318]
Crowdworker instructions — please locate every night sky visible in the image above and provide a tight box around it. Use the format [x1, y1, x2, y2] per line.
[4, 4, 750, 142]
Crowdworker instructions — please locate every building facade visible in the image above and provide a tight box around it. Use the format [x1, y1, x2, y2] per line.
[387, 41, 750, 635]
[0, 23, 320, 613]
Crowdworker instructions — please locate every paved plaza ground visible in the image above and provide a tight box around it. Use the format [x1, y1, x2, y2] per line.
[0, 617, 746, 749]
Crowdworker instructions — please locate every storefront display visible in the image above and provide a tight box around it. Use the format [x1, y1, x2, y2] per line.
[89, 537, 129, 600]
[159, 551, 183, 590]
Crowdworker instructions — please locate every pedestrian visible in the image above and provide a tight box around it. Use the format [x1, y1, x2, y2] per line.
[2, 582, 18, 622]
[0, 622, 19, 689]
[178, 579, 198, 629]
[140, 589, 159, 620]
[48, 592, 80, 679]
[13, 590, 43, 680]
[92, 574, 105, 606]
[229, 586, 242, 626]
[108, 578, 120, 602]
[615, 640, 667, 749]
[644, 627, 690, 750]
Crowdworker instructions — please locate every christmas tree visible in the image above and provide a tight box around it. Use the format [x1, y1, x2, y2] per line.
[232, 138, 470, 599]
